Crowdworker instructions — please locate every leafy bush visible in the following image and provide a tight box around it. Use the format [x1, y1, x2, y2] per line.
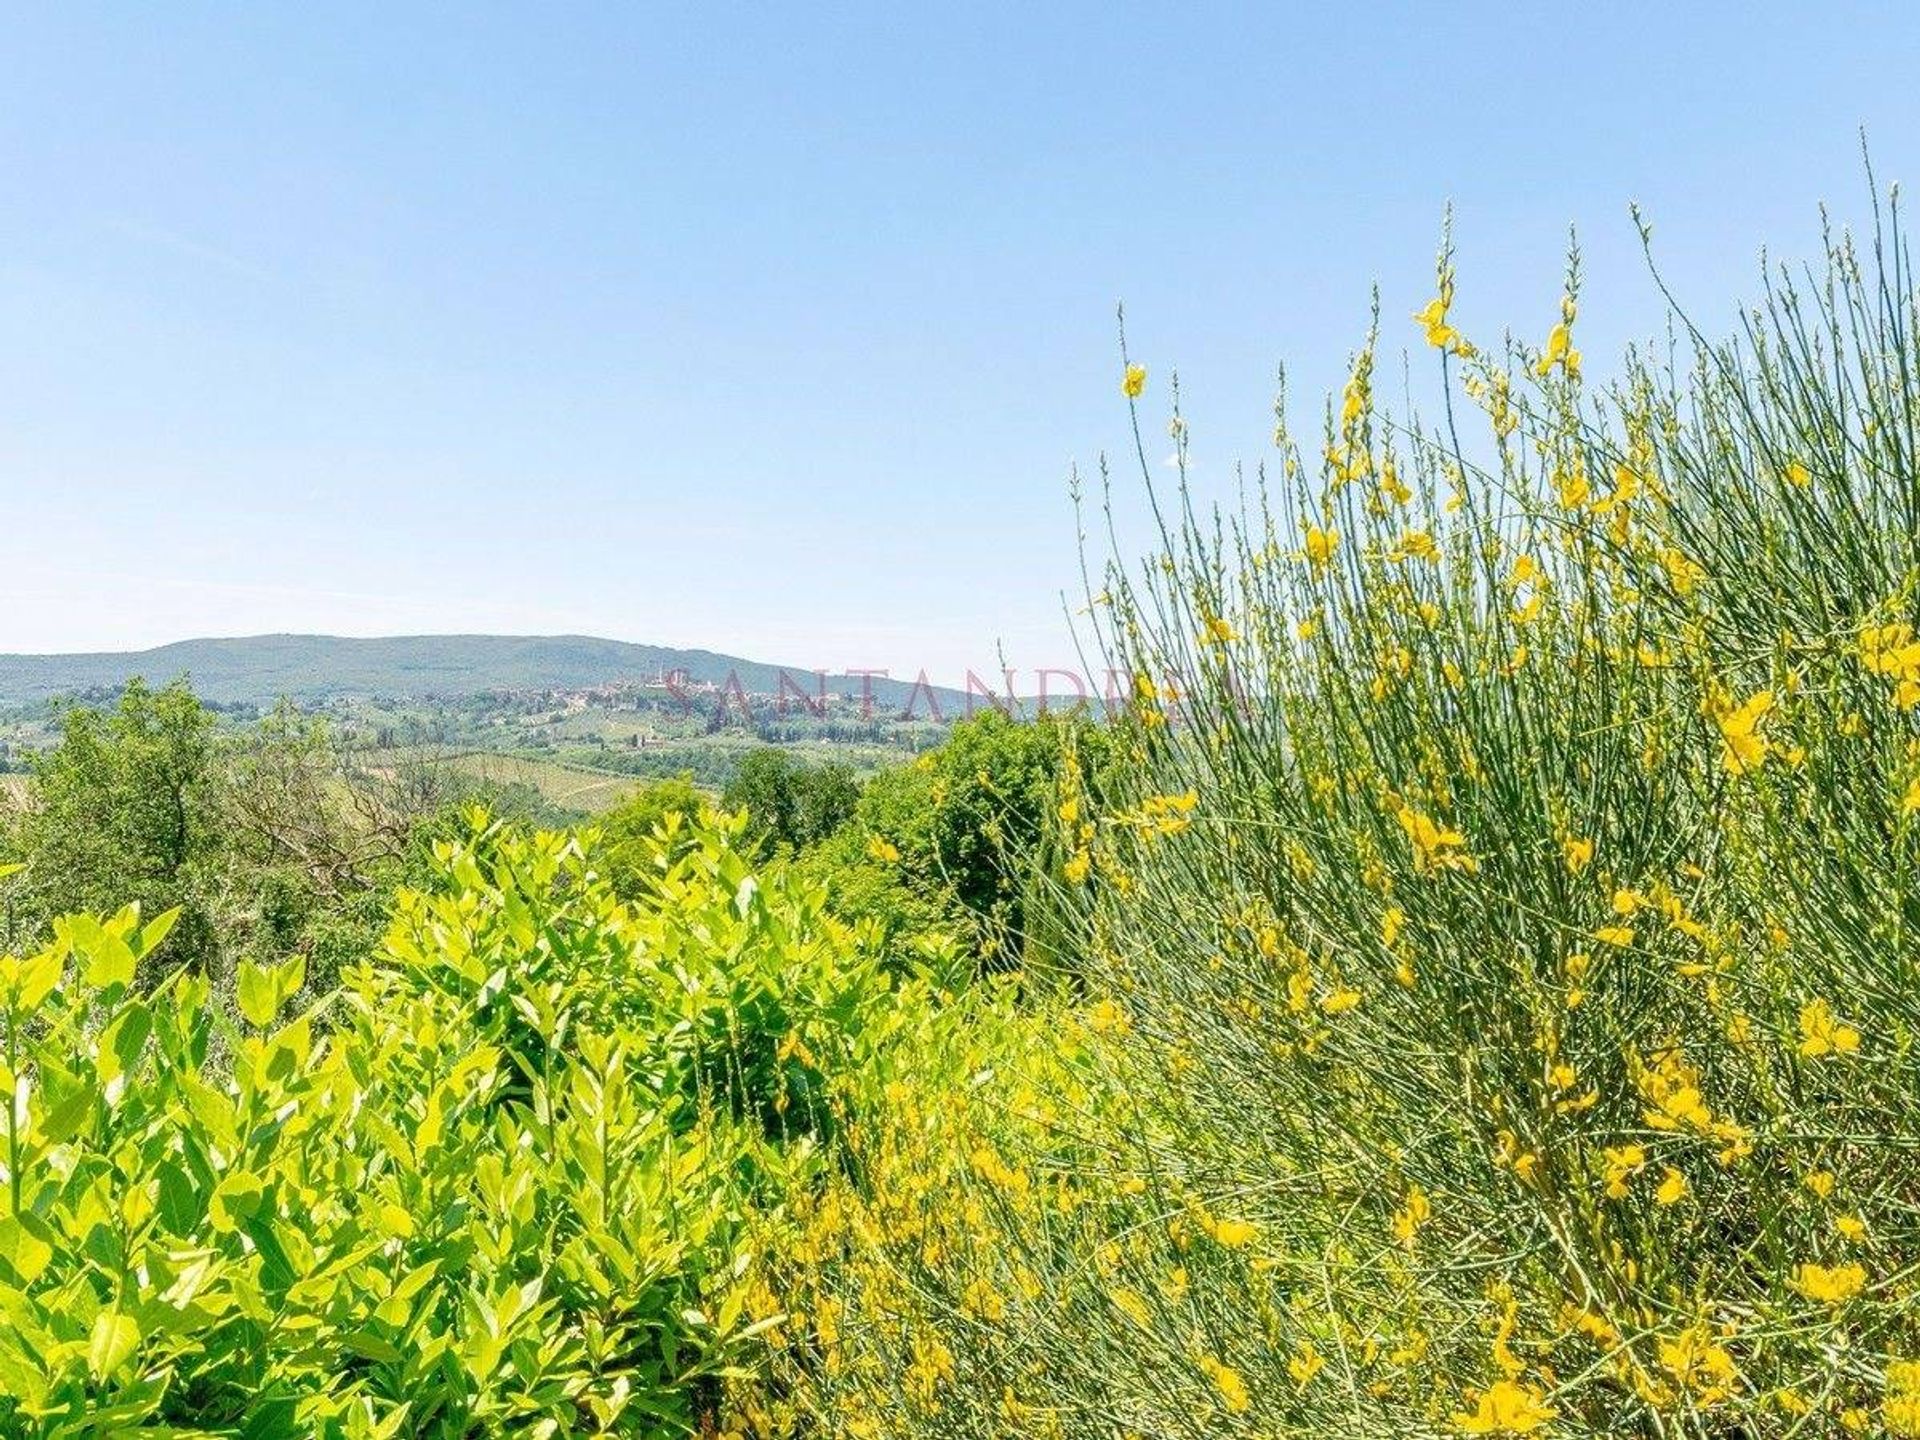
[799, 712, 1107, 970]
[0, 810, 927, 1435]
[594, 774, 706, 897]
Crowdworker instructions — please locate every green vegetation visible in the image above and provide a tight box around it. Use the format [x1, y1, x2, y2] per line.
[721, 750, 859, 856]
[14, 190, 1920, 1437]
[0, 812, 942, 1434]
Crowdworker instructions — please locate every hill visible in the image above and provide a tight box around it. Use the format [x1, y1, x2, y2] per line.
[0, 634, 978, 712]
[0, 637, 975, 718]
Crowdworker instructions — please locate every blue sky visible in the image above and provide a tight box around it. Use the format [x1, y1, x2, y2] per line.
[3, 4, 1917, 685]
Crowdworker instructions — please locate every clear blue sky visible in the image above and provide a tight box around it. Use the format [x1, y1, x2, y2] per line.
[3, 4, 1916, 685]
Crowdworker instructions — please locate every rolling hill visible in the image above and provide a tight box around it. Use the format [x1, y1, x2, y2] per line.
[0, 634, 976, 712]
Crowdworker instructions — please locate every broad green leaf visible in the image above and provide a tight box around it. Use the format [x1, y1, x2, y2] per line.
[15, 946, 63, 1013]
[156, 1161, 202, 1234]
[209, 1171, 265, 1233]
[88, 1308, 140, 1379]
[135, 907, 181, 961]
[79, 918, 137, 990]
[97, 1002, 152, 1086]
[236, 956, 305, 1029]
[235, 962, 277, 1029]
[0, 1214, 53, 1284]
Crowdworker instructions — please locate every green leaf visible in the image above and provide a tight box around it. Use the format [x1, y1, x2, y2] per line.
[88, 1308, 140, 1379]
[15, 946, 63, 1013]
[98, 1003, 152, 1086]
[209, 1171, 265, 1233]
[76, 917, 137, 990]
[156, 1161, 201, 1234]
[135, 907, 181, 961]
[235, 956, 305, 1029]
[0, 1214, 54, 1284]
[235, 962, 277, 1029]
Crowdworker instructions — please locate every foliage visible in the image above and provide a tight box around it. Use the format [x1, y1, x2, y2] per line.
[721, 750, 859, 857]
[755, 193, 1920, 1436]
[0, 809, 930, 1435]
[0, 688, 586, 1004]
[4, 681, 219, 967]
[595, 774, 706, 896]
[799, 711, 1105, 970]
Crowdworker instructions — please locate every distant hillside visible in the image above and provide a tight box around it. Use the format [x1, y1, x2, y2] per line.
[0, 634, 974, 712]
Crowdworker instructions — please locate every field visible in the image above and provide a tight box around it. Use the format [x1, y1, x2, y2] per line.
[432, 749, 644, 813]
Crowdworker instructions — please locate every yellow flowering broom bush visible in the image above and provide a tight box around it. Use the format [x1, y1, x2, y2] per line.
[758, 192, 1920, 1436]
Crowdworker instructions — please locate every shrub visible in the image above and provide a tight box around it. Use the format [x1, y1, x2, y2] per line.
[802, 712, 1108, 971]
[0, 810, 924, 1435]
[763, 194, 1920, 1435]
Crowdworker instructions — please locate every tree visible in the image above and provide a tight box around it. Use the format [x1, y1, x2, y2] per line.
[8, 679, 218, 962]
[722, 750, 859, 856]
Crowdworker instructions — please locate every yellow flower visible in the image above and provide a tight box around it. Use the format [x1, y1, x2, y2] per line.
[1123, 363, 1147, 398]
[1603, 1144, 1646, 1199]
[1594, 925, 1634, 947]
[1453, 1378, 1557, 1434]
[1562, 836, 1594, 873]
[962, 1277, 1007, 1322]
[1535, 314, 1579, 378]
[1398, 804, 1479, 875]
[1063, 849, 1091, 885]
[1416, 294, 1472, 355]
[1793, 1261, 1867, 1305]
[1086, 999, 1132, 1036]
[1288, 1342, 1324, 1389]
[1381, 906, 1406, 947]
[1305, 524, 1340, 573]
[1321, 986, 1362, 1014]
[1798, 998, 1861, 1058]
[1862, 622, 1920, 706]
[1885, 1359, 1920, 1436]
[1557, 465, 1591, 509]
[1837, 1214, 1868, 1242]
[1201, 1355, 1251, 1412]
[1204, 1215, 1258, 1248]
[1202, 613, 1237, 646]
[1654, 1166, 1690, 1206]
[1662, 548, 1705, 596]
[1658, 1323, 1738, 1406]
[1805, 1169, 1836, 1199]
[1392, 1183, 1431, 1246]
[1395, 528, 1440, 563]
[1714, 689, 1775, 774]
[1640, 1047, 1715, 1133]
[1784, 459, 1811, 488]
[1109, 1286, 1151, 1328]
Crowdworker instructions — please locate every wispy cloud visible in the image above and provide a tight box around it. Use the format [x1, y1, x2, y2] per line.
[108, 218, 275, 284]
